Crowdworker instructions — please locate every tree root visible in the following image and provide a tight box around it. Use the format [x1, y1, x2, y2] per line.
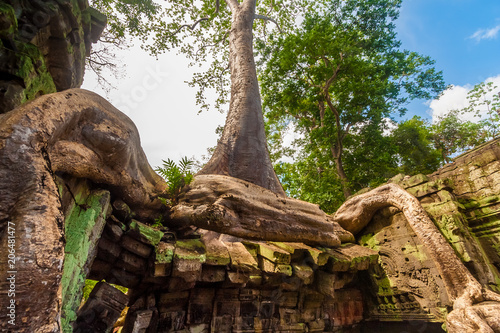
[334, 183, 500, 332]
[170, 174, 354, 247]
[0, 89, 166, 330]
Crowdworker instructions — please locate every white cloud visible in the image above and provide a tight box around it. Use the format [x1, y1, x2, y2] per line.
[469, 24, 500, 42]
[429, 74, 500, 123]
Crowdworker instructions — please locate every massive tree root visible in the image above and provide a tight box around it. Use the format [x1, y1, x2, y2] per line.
[170, 174, 354, 247]
[334, 183, 500, 332]
[0, 89, 166, 331]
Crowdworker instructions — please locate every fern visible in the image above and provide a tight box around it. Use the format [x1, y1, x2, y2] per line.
[155, 157, 195, 205]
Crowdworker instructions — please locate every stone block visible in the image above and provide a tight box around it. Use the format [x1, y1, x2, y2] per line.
[203, 235, 231, 266]
[127, 219, 164, 246]
[122, 234, 153, 258]
[117, 250, 148, 273]
[110, 268, 141, 288]
[200, 265, 226, 282]
[225, 242, 260, 274]
[73, 282, 128, 333]
[292, 263, 314, 285]
[123, 309, 153, 333]
[316, 270, 335, 297]
[112, 199, 133, 222]
[172, 239, 206, 283]
[97, 235, 122, 262]
[104, 215, 126, 241]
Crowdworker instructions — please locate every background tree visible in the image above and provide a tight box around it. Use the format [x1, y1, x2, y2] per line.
[431, 110, 485, 163]
[259, 0, 446, 203]
[461, 81, 500, 141]
[390, 116, 442, 174]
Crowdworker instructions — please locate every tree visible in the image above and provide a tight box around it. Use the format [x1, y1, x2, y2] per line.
[391, 116, 443, 174]
[461, 81, 500, 141]
[431, 110, 486, 163]
[259, 0, 446, 200]
[90, 0, 325, 196]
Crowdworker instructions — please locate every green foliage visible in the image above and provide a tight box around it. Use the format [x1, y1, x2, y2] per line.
[390, 116, 443, 175]
[461, 81, 500, 140]
[260, 0, 446, 201]
[431, 110, 486, 163]
[155, 157, 194, 205]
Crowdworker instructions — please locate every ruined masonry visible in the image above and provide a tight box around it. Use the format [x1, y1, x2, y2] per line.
[58, 139, 500, 332]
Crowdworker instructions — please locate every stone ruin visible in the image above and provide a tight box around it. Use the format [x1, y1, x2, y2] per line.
[56, 138, 500, 333]
[1, 0, 500, 332]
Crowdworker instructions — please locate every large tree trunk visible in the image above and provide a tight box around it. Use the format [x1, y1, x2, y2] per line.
[198, 0, 285, 197]
[334, 183, 500, 332]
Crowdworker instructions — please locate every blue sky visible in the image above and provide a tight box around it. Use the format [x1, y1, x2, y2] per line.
[83, 0, 500, 167]
[395, 0, 500, 120]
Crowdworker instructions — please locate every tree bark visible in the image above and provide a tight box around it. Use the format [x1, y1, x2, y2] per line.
[170, 174, 354, 247]
[334, 183, 500, 332]
[198, 0, 285, 197]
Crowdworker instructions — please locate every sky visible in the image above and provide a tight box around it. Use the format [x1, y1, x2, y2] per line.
[82, 0, 500, 168]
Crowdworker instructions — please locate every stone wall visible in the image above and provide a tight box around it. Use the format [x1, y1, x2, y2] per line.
[356, 138, 500, 326]
[0, 0, 105, 113]
[74, 194, 377, 332]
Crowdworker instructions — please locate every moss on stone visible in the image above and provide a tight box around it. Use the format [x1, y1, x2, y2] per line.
[175, 239, 206, 262]
[128, 220, 164, 246]
[0, 3, 17, 37]
[359, 233, 380, 251]
[61, 185, 111, 332]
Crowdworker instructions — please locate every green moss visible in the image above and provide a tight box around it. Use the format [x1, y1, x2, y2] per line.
[60, 186, 111, 332]
[402, 244, 428, 262]
[376, 275, 393, 296]
[128, 220, 164, 246]
[359, 233, 380, 251]
[175, 239, 206, 262]
[0, 3, 17, 37]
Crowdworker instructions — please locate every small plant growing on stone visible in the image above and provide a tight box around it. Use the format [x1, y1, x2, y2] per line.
[155, 157, 194, 205]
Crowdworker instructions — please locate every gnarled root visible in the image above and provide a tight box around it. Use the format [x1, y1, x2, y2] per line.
[0, 89, 165, 330]
[170, 174, 354, 247]
[334, 183, 500, 332]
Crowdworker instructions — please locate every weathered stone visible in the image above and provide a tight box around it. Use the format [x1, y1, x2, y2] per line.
[73, 281, 129, 333]
[97, 235, 122, 262]
[315, 270, 336, 296]
[154, 241, 175, 277]
[109, 268, 141, 288]
[128, 220, 164, 246]
[201, 231, 231, 266]
[105, 215, 126, 241]
[60, 182, 111, 331]
[113, 199, 134, 222]
[122, 234, 153, 258]
[117, 250, 148, 274]
[200, 265, 227, 282]
[0, 1, 105, 114]
[225, 242, 260, 274]
[123, 309, 154, 333]
[172, 239, 206, 283]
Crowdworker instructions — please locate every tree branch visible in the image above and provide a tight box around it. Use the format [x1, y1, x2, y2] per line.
[169, 0, 221, 37]
[254, 14, 282, 33]
[225, 0, 239, 12]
